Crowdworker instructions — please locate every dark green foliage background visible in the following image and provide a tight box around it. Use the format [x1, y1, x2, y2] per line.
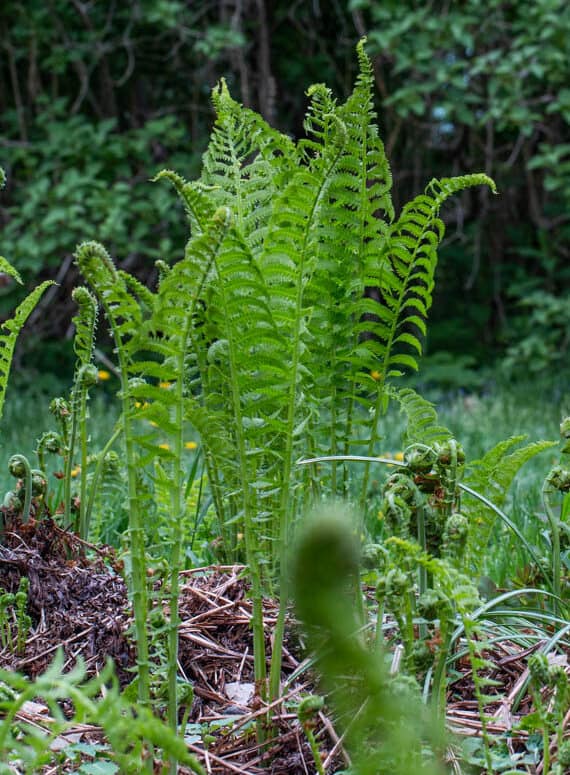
[0, 0, 569, 374]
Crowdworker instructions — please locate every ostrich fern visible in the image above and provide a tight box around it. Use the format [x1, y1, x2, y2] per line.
[73, 39, 495, 737]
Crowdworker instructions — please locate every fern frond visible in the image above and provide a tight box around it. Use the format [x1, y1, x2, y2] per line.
[200, 79, 296, 252]
[465, 436, 556, 508]
[357, 173, 496, 381]
[153, 169, 215, 235]
[301, 42, 395, 473]
[390, 387, 453, 447]
[71, 287, 98, 365]
[0, 256, 23, 285]
[0, 281, 53, 422]
[119, 271, 156, 314]
[75, 241, 142, 354]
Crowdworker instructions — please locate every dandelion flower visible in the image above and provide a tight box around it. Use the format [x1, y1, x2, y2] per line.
[394, 451, 404, 462]
[159, 443, 170, 451]
[184, 441, 198, 450]
[97, 369, 111, 381]
[71, 466, 81, 478]
[159, 381, 172, 389]
[370, 370, 381, 381]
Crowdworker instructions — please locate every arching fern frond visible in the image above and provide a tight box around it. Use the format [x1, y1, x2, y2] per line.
[301, 40, 395, 475]
[75, 241, 142, 356]
[200, 79, 296, 252]
[356, 173, 496, 382]
[152, 169, 215, 236]
[119, 271, 156, 314]
[0, 256, 23, 285]
[0, 281, 53, 421]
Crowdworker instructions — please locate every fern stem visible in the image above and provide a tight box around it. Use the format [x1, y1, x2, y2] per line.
[463, 615, 494, 774]
[358, 388, 386, 514]
[416, 503, 428, 640]
[166, 373, 185, 773]
[542, 485, 561, 618]
[83, 423, 121, 540]
[63, 395, 79, 531]
[78, 390, 89, 539]
[120, 400, 151, 711]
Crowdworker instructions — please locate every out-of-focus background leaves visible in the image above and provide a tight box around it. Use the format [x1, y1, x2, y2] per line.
[0, 0, 568, 382]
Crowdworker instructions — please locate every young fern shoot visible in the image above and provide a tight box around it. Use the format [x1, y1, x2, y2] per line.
[75, 241, 152, 717]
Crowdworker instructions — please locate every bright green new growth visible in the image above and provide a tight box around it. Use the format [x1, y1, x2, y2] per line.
[61, 286, 99, 536]
[0, 279, 54, 425]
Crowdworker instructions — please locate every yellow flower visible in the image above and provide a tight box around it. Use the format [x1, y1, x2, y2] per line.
[158, 443, 170, 451]
[370, 370, 382, 381]
[394, 451, 404, 462]
[71, 466, 81, 478]
[184, 441, 198, 450]
[135, 401, 150, 410]
[159, 381, 172, 389]
[97, 369, 111, 381]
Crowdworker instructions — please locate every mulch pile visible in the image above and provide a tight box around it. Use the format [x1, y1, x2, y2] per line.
[0, 513, 569, 773]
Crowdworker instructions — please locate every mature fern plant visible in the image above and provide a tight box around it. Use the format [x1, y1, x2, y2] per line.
[70, 39, 495, 740]
[154, 39, 495, 700]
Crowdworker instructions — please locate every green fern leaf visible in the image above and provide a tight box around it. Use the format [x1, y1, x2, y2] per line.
[358, 173, 495, 381]
[0, 281, 54, 421]
[201, 79, 296, 252]
[390, 387, 453, 447]
[75, 241, 142, 356]
[71, 287, 98, 365]
[153, 169, 215, 235]
[0, 256, 23, 285]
